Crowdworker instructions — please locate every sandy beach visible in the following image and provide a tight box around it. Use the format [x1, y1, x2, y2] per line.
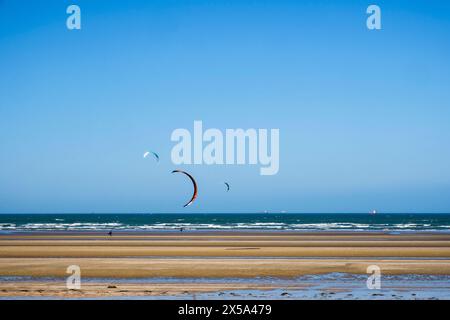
[1, 231, 450, 298]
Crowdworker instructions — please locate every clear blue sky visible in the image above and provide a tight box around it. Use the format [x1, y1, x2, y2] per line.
[1, 0, 450, 213]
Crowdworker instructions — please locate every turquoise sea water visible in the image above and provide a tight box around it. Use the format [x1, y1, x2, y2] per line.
[0, 213, 450, 232]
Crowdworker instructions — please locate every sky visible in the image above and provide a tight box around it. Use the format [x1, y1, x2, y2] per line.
[0, 0, 450, 213]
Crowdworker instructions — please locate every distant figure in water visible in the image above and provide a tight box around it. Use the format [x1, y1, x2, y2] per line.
[180, 227, 184, 232]
[108, 230, 112, 236]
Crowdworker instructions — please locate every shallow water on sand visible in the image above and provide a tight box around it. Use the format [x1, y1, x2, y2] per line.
[1, 273, 450, 300]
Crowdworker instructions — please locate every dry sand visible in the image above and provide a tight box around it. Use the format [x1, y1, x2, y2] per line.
[1, 231, 450, 298]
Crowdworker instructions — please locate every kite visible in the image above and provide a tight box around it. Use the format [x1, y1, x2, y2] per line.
[172, 170, 198, 207]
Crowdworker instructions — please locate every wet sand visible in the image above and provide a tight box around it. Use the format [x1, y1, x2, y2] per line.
[0, 281, 310, 299]
[1, 231, 450, 298]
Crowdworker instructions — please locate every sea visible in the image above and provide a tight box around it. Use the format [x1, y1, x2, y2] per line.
[0, 213, 450, 232]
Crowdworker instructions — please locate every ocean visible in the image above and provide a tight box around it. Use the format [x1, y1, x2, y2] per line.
[0, 213, 450, 232]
